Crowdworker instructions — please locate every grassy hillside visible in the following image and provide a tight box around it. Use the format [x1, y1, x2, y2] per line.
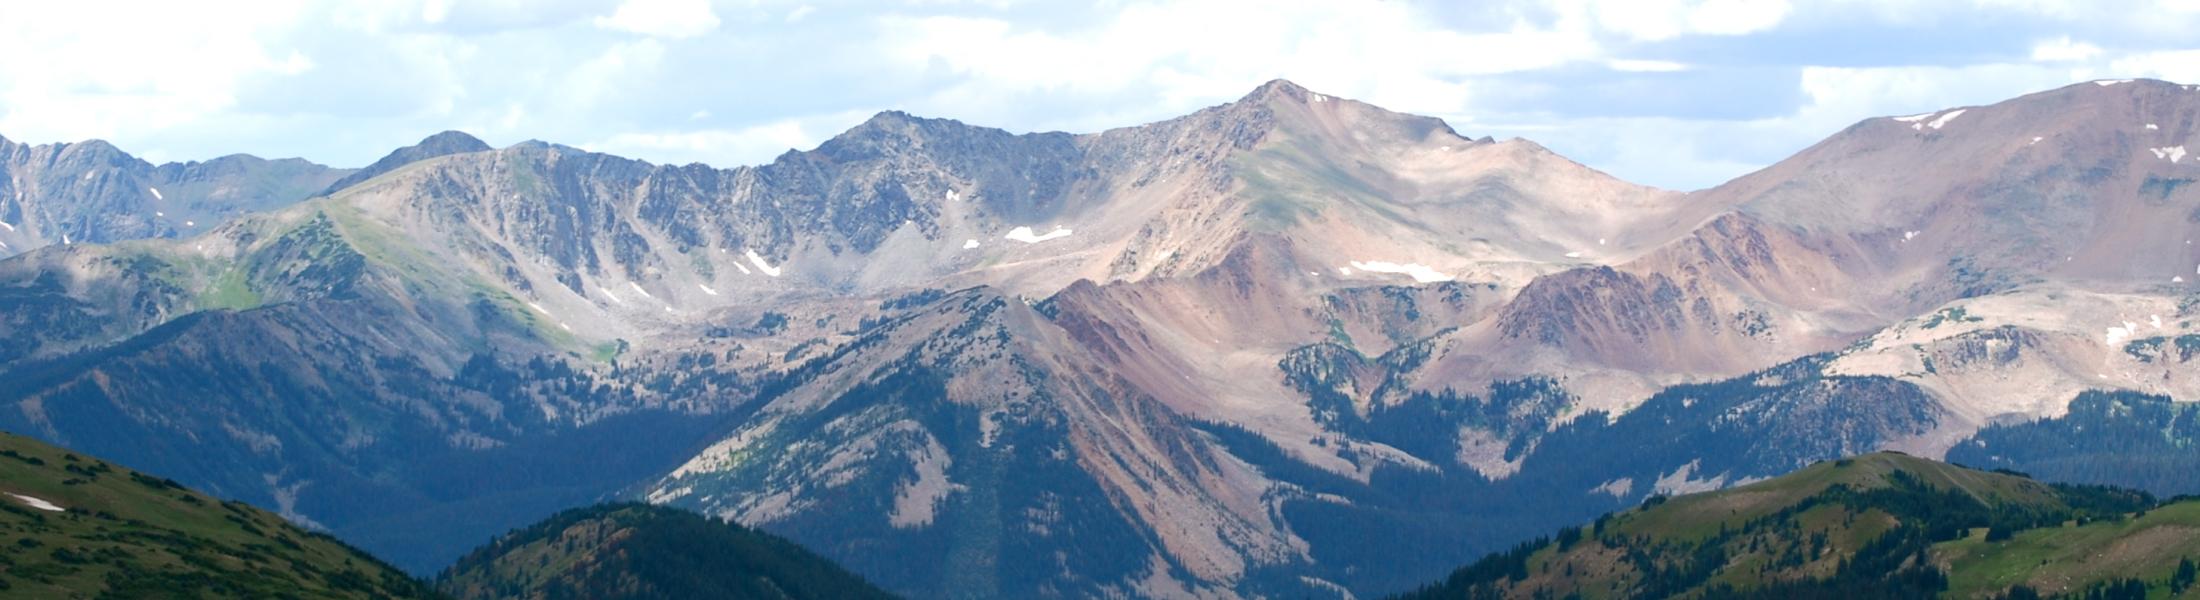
[436, 503, 895, 600]
[0, 431, 435, 598]
[1395, 452, 2200, 599]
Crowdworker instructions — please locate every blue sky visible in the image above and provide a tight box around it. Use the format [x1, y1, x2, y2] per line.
[3, 0, 2198, 190]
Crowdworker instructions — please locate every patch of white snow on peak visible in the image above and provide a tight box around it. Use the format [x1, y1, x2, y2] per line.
[2097, 79, 2133, 86]
[82, 171, 94, 180]
[1311, 93, 1329, 102]
[733, 262, 752, 275]
[946, 189, 961, 202]
[6, 493, 62, 512]
[2031, 136, 2044, 145]
[698, 284, 718, 296]
[2176, 276, 2187, 283]
[148, 187, 162, 200]
[1591, 478, 1634, 499]
[1598, 238, 1607, 246]
[598, 287, 623, 304]
[2106, 321, 2139, 346]
[61, 234, 70, 245]
[0, 221, 13, 232]
[1925, 109, 1966, 130]
[184, 220, 195, 227]
[2152, 314, 2165, 329]
[962, 239, 980, 249]
[743, 249, 783, 277]
[1903, 230, 1920, 241]
[526, 302, 548, 314]
[1348, 260, 1453, 283]
[1893, 113, 1934, 123]
[155, 211, 164, 217]
[1005, 226, 1072, 244]
[628, 282, 654, 298]
[2148, 123, 2161, 130]
[2149, 146, 2187, 163]
[1337, 267, 1353, 276]
[1563, 251, 1583, 258]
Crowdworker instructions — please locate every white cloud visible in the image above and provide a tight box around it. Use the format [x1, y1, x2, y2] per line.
[595, 0, 721, 38]
[2109, 49, 2200, 85]
[1608, 59, 1691, 72]
[1570, 0, 1792, 42]
[0, 1, 313, 144]
[583, 110, 873, 166]
[2030, 36, 2102, 62]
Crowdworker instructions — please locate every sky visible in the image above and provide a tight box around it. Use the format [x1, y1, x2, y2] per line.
[3, 0, 2199, 191]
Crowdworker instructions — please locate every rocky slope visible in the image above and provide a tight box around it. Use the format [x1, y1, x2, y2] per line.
[0, 134, 352, 258]
[2, 78, 2198, 598]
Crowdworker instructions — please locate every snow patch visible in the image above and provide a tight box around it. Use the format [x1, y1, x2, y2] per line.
[2152, 314, 2164, 329]
[1903, 230, 1920, 241]
[1598, 238, 1607, 246]
[2148, 123, 2161, 130]
[1592, 478, 1634, 499]
[628, 282, 653, 298]
[1337, 267, 1353, 276]
[0, 221, 12, 232]
[697, 284, 718, 296]
[2177, 276, 2187, 283]
[148, 187, 162, 200]
[6, 493, 62, 512]
[2097, 79, 2133, 86]
[1893, 113, 1934, 123]
[2106, 321, 2139, 346]
[526, 302, 547, 314]
[946, 189, 960, 202]
[743, 249, 782, 277]
[1348, 260, 1453, 283]
[2149, 146, 2187, 163]
[2031, 136, 2044, 145]
[1923, 109, 1965, 130]
[1652, 459, 1728, 496]
[733, 262, 752, 275]
[1563, 251, 1583, 258]
[1005, 225, 1072, 244]
[598, 287, 623, 304]
[184, 220, 194, 227]
[962, 239, 980, 249]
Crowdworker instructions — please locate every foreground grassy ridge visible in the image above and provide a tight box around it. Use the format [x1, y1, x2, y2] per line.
[0, 431, 434, 598]
[1398, 452, 2194, 599]
[437, 503, 896, 600]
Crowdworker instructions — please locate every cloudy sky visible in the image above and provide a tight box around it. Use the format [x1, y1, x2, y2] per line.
[3, 0, 2198, 190]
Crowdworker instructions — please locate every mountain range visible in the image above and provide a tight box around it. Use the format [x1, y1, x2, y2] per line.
[3, 77, 2199, 598]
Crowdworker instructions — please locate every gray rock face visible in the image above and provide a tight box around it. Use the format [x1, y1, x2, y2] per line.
[0, 134, 350, 257]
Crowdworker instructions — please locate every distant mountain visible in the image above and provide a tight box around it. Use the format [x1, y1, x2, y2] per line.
[3, 78, 2199, 598]
[1399, 452, 2186, 599]
[0, 430, 433, 598]
[437, 503, 893, 600]
[320, 131, 492, 196]
[0, 134, 351, 257]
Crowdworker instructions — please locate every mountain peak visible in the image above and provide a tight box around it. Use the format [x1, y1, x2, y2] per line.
[415, 130, 492, 153]
[321, 130, 494, 195]
[1239, 78, 1321, 105]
